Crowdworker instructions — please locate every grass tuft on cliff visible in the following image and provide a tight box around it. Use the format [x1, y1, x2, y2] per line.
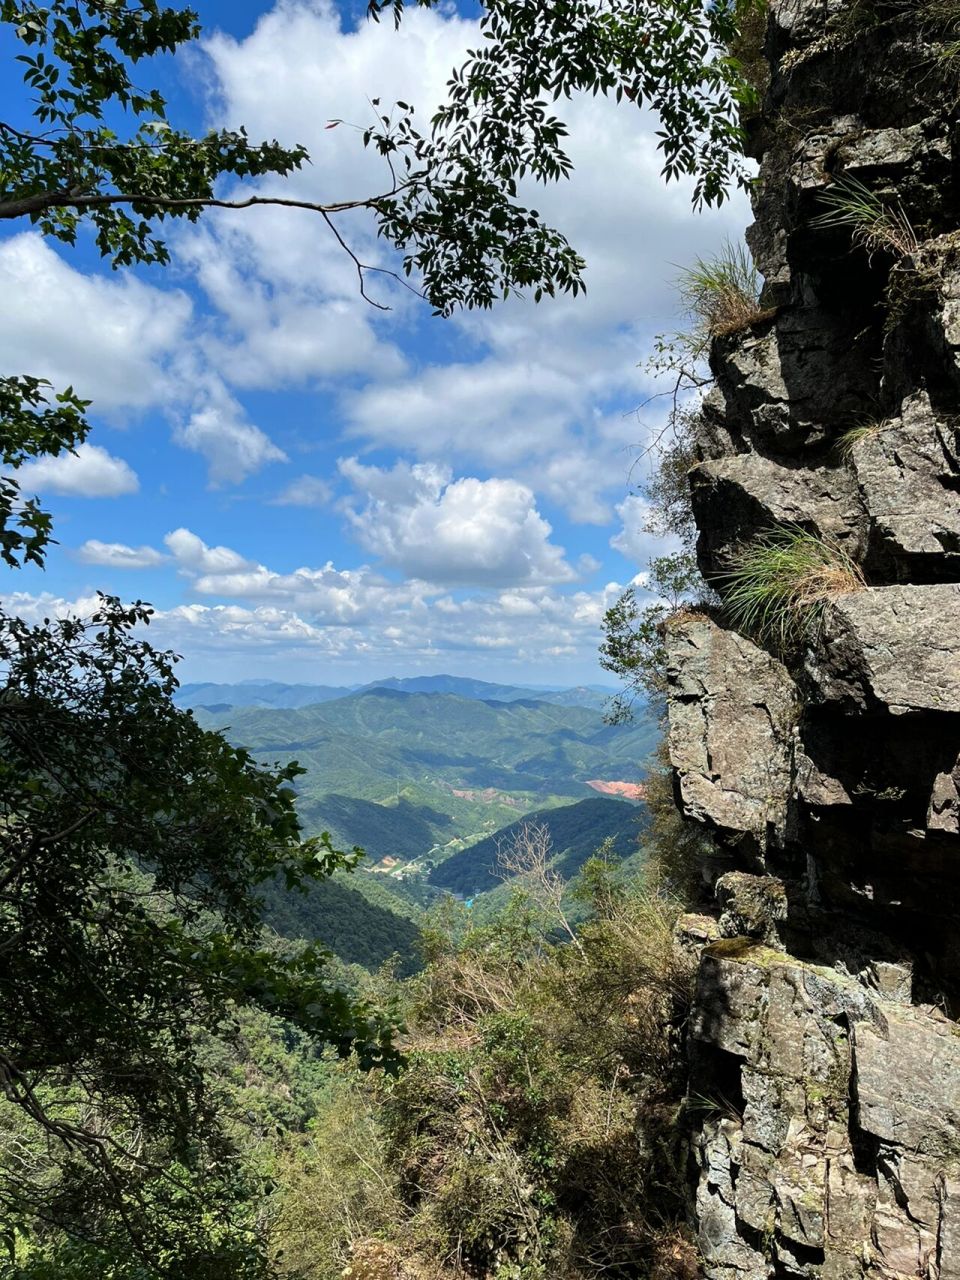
[835, 416, 890, 461]
[677, 241, 773, 341]
[812, 176, 919, 259]
[718, 526, 865, 648]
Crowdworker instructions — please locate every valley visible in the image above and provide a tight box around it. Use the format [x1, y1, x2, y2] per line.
[187, 676, 658, 969]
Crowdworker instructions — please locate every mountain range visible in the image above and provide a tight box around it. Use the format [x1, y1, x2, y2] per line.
[193, 687, 656, 847]
[428, 796, 647, 898]
[192, 679, 656, 971]
[175, 673, 618, 713]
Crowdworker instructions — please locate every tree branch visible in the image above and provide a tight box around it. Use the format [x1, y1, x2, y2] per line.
[0, 186, 409, 222]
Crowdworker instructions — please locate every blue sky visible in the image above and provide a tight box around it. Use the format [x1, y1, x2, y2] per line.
[2, 0, 749, 685]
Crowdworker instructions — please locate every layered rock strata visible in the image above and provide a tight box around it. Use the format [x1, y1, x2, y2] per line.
[666, 3, 960, 1275]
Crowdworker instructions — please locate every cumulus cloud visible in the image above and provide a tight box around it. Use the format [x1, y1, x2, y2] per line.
[609, 494, 658, 566]
[5, 575, 630, 681]
[195, 0, 752, 514]
[179, 221, 408, 390]
[18, 443, 139, 498]
[339, 457, 578, 587]
[163, 525, 418, 621]
[172, 399, 287, 486]
[0, 233, 190, 415]
[75, 540, 168, 569]
[164, 528, 257, 575]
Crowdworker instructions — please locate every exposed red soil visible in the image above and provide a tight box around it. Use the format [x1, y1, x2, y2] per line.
[585, 779, 646, 801]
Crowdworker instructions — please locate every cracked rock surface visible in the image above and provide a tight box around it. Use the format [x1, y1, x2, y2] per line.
[663, 1, 960, 1274]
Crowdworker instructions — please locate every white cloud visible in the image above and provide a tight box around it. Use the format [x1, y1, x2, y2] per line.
[4, 575, 629, 682]
[539, 450, 617, 525]
[164, 528, 257, 575]
[178, 221, 408, 390]
[163, 524, 419, 621]
[17, 443, 139, 498]
[339, 457, 578, 587]
[75, 540, 168, 569]
[0, 233, 190, 415]
[610, 494, 658, 566]
[172, 399, 287, 486]
[271, 474, 333, 507]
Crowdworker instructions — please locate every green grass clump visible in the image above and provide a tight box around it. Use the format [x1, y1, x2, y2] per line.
[836, 418, 889, 461]
[678, 241, 772, 341]
[812, 176, 919, 259]
[719, 526, 865, 648]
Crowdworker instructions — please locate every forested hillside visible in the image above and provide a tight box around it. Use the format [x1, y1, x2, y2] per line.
[6, 0, 906, 1274]
[199, 692, 658, 977]
[258, 873, 424, 972]
[428, 796, 645, 897]
[196, 689, 658, 857]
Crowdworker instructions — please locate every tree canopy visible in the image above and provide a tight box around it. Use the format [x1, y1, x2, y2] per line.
[0, 596, 399, 1275]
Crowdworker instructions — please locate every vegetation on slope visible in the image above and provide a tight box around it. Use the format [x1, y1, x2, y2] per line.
[196, 692, 658, 862]
[261, 852, 698, 1280]
[0, 0, 760, 1268]
[0, 598, 398, 1278]
[429, 797, 647, 898]
[259, 875, 424, 975]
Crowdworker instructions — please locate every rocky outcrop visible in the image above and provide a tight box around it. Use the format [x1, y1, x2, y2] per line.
[691, 454, 865, 576]
[807, 585, 960, 714]
[662, 2, 960, 1275]
[665, 617, 797, 857]
[689, 941, 960, 1280]
[850, 394, 960, 579]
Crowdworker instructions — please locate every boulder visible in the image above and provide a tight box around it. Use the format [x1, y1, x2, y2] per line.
[851, 392, 960, 575]
[852, 1005, 960, 1155]
[716, 872, 789, 945]
[928, 755, 960, 834]
[665, 616, 798, 852]
[692, 453, 865, 576]
[807, 584, 960, 713]
[690, 944, 960, 1280]
[712, 310, 877, 452]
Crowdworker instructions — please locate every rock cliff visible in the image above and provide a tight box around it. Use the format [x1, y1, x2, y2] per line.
[667, 4, 960, 1275]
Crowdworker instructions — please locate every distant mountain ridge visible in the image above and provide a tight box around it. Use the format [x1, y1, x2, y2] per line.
[175, 673, 619, 713]
[193, 688, 657, 888]
[191, 687, 656, 974]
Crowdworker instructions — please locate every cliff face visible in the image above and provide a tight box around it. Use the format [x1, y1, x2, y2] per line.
[668, 3, 960, 1276]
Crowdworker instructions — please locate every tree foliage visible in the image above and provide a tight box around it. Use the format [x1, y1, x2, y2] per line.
[364, 0, 760, 313]
[0, 0, 308, 266]
[600, 552, 703, 717]
[0, 377, 90, 568]
[0, 0, 314, 567]
[0, 595, 398, 1275]
[288, 861, 699, 1280]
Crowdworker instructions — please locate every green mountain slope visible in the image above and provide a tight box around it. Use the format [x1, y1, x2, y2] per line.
[259, 873, 422, 973]
[428, 797, 647, 898]
[299, 793, 454, 862]
[176, 679, 348, 710]
[195, 690, 657, 859]
[194, 690, 656, 973]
